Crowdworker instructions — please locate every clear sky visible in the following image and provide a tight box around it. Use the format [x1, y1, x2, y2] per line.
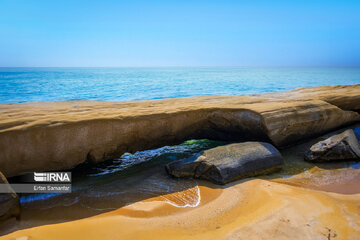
[0, 0, 360, 67]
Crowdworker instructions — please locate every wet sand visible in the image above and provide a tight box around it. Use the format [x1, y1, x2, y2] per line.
[2, 125, 360, 239]
[273, 167, 360, 195]
[2, 167, 360, 240]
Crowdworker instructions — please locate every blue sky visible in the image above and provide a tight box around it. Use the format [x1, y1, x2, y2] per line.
[0, 0, 360, 67]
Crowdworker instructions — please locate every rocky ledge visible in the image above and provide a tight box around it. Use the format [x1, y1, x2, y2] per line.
[0, 85, 359, 177]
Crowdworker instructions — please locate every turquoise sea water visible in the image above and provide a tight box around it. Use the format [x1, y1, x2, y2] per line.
[0, 67, 359, 103]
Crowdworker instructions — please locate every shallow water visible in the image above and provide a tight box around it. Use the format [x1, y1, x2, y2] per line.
[1, 67, 359, 103]
[276, 168, 360, 194]
[2, 126, 360, 235]
[5, 139, 225, 232]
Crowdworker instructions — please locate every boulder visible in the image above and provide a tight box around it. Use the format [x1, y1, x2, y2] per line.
[166, 142, 284, 185]
[304, 129, 360, 162]
[0, 172, 20, 221]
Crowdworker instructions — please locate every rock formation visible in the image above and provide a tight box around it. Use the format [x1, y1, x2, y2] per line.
[166, 142, 284, 184]
[304, 129, 360, 162]
[0, 85, 359, 177]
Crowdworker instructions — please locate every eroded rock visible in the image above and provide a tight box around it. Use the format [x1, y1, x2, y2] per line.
[166, 142, 284, 184]
[0, 85, 359, 177]
[304, 129, 360, 162]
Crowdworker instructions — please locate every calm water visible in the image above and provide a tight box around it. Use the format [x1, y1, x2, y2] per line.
[0, 67, 359, 103]
[1, 67, 360, 235]
[4, 126, 359, 234]
[2, 139, 226, 234]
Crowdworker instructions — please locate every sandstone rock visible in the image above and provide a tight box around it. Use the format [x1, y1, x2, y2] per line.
[262, 85, 360, 111]
[166, 142, 284, 184]
[0, 85, 359, 177]
[257, 100, 359, 147]
[304, 129, 360, 162]
[0, 172, 20, 221]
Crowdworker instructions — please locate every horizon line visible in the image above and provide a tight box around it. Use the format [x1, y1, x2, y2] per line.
[1, 65, 360, 68]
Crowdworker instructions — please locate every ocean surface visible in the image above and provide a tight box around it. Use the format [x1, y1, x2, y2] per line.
[1, 67, 360, 234]
[0, 67, 359, 103]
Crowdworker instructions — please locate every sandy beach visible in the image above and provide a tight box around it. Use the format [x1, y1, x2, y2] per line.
[0, 85, 359, 239]
[1, 1, 360, 238]
[2, 123, 360, 240]
[2, 168, 360, 240]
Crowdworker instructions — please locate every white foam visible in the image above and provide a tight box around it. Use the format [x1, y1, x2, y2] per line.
[138, 185, 201, 208]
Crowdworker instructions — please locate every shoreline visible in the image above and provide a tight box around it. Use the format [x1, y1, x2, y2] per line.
[0, 90, 359, 238]
[3, 172, 360, 240]
[0, 84, 359, 177]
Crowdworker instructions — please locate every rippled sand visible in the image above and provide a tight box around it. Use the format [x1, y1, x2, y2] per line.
[2, 166, 360, 240]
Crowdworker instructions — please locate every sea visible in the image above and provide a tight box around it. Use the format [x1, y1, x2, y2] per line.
[0, 67, 359, 103]
[1, 67, 360, 234]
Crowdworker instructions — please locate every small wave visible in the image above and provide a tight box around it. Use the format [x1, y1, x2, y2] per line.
[86, 139, 224, 177]
[152, 185, 201, 208]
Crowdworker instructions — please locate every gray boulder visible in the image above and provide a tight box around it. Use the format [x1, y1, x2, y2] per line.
[166, 142, 284, 185]
[304, 129, 360, 162]
[0, 172, 20, 221]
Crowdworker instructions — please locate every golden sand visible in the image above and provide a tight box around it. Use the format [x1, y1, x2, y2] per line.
[3, 168, 360, 240]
